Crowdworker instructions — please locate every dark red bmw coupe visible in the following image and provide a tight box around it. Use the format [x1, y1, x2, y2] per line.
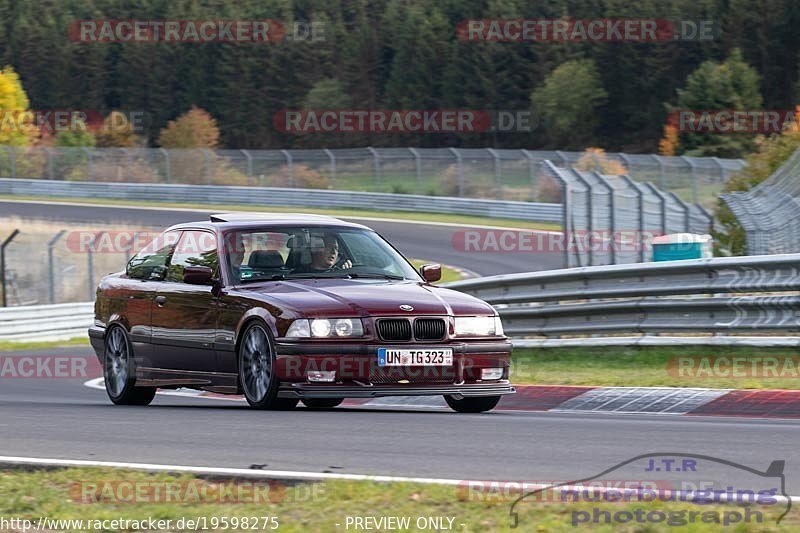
[89, 213, 514, 412]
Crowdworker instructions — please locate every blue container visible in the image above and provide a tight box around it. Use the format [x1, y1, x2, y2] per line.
[651, 234, 712, 262]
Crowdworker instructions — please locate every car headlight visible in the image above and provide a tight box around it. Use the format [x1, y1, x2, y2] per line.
[285, 318, 364, 338]
[454, 316, 499, 337]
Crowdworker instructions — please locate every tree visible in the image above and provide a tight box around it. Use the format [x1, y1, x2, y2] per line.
[158, 106, 219, 149]
[671, 49, 763, 157]
[0, 66, 35, 145]
[95, 111, 140, 148]
[303, 79, 350, 109]
[713, 106, 800, 255]
[530, 59, 608, 148]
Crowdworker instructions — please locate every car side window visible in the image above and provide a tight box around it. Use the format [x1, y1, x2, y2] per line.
[126, 231, 181, 281]
[166, 230, 219, 283]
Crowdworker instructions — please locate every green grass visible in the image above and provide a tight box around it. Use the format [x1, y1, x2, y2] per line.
[0, 194, 561, 232]
[0, 337, 87, 352]
[0, 467, 793, 532]
[511, 346, 800, 389]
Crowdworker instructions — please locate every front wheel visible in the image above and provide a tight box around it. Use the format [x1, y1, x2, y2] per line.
[104, 326, 156, 406]
[302, 398, 344, 409]
[444, 395, 501, 413]
[239, 322, 298, 410]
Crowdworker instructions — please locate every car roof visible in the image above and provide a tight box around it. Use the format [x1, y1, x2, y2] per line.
[164, 212, 371, 233]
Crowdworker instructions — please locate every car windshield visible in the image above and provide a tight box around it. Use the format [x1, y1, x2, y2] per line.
[222, 226, 422, 284]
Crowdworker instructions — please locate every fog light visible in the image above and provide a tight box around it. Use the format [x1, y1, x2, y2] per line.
[481, 368, 504, 380]
[307, 370, 336, 383]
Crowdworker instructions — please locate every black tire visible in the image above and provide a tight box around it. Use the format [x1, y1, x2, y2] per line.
[301, 398, 344, 409]
[444, 395, 501, 413]
[103, 326, 156, 406]
[238, 321, 298, 410]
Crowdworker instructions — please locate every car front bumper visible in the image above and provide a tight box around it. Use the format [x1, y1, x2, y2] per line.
[274, 339, 513, 398]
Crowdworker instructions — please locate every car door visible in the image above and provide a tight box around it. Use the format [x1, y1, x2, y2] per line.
[123, 230, 181, 368]
[150, 229, 220, 373]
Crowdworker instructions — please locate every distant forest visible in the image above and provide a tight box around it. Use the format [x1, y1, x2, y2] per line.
[1, 0, 798, 152]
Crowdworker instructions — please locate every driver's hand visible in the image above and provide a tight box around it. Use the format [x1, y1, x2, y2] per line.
[339, 259, 353, 270]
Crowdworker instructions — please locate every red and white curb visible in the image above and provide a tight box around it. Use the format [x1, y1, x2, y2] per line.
[84, 379, 800, 418]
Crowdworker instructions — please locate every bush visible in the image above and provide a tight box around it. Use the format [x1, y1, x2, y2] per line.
[267, 164, 330, 189]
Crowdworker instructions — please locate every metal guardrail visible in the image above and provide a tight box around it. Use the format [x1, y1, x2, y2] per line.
[446, 254, 800, 338]
[0, 178, 562, 224]
[3, 254, 798, 345]
[0, 302, 94, 342]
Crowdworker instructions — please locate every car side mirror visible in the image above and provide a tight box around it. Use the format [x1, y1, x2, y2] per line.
[183, 266, 214, 285]
[419, 264, 441, 283]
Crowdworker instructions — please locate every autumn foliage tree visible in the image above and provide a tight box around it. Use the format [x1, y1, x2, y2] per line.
[0, 66, 36, 146]
[95, 111, 140, 147]
[158, 106, 219, 149]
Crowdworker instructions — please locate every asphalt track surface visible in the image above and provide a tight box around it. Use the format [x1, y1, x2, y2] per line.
[0, 200, 562, 276]
[1, 201, 797, 494]
[2, 346, 799, 493]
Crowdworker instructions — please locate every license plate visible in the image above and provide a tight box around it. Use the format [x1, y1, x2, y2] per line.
[377, 348, 453, 366]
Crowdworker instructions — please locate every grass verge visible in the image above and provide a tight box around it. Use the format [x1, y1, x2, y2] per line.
[511, 346, 800, 389]
[0, 194, 561, 232]
[0, 337, 87, 352]
[0, 467, 793, 532]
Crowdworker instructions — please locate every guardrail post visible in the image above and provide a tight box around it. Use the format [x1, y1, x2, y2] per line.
[592, 172, 616, 264]
[43, 147, 54, 180]
[324, 148, 337, 188]
[158, 148, 170, 183]
[555, 150, 570, 167]
[408, 148, 422, 193]
[645, 183, 668, 235]
[542, 161, 571, 268]
[241, 149, 253, 184]
[487, 148, 503, 199]
[654, 155, 667, 189]
[669, 192, 691, 232]
[681, 155, 699, 204]
[83, 147, 92, 179]
[86, 232, 104, 302]
[521, 149, 537, 201]
[621, 175, 646, 262]
[449, 148, 464, 197]
[367, 147, 381, 190]
[202, 149, 213, 184]
[567, 168, 594, 266]
[0, 229, 20, 307]
[6, 145, 16, 178]
[281, 150, 294, 187]
[47, 230, 66, 304]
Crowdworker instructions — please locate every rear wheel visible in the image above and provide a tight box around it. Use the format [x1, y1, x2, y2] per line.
[239, 322, 298, 410]
[104, 326, 156, 406]
[301, 398, 344, 409]
[444, 395, 500, 413]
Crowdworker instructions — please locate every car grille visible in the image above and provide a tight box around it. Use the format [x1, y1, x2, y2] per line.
[414, 318, 446, 340]
[376, 317, 447, 342]
[376, 319, 412, 341]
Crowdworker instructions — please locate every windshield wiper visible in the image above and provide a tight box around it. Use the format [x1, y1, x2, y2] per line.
[347, 273, 406, 280]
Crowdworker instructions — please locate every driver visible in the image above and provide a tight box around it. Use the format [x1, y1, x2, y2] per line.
[295, 233, 352, 273]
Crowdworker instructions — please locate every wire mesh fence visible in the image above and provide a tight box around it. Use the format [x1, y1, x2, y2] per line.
[542, 162, 713, 268]
[721, 149, 800, 255]
[0, 146, 743, 208]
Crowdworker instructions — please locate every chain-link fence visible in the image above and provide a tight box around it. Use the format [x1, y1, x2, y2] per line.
[542, 162, 713, 268]
[0, 225, 146, 307]
[721, 149, 800, 255]
[0, 146, 743, 208]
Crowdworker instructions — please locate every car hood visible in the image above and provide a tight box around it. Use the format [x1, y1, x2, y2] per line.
[236, 279, 496, 317]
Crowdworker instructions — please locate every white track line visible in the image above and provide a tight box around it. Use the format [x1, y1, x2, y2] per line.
[0, 456, 463, 485]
